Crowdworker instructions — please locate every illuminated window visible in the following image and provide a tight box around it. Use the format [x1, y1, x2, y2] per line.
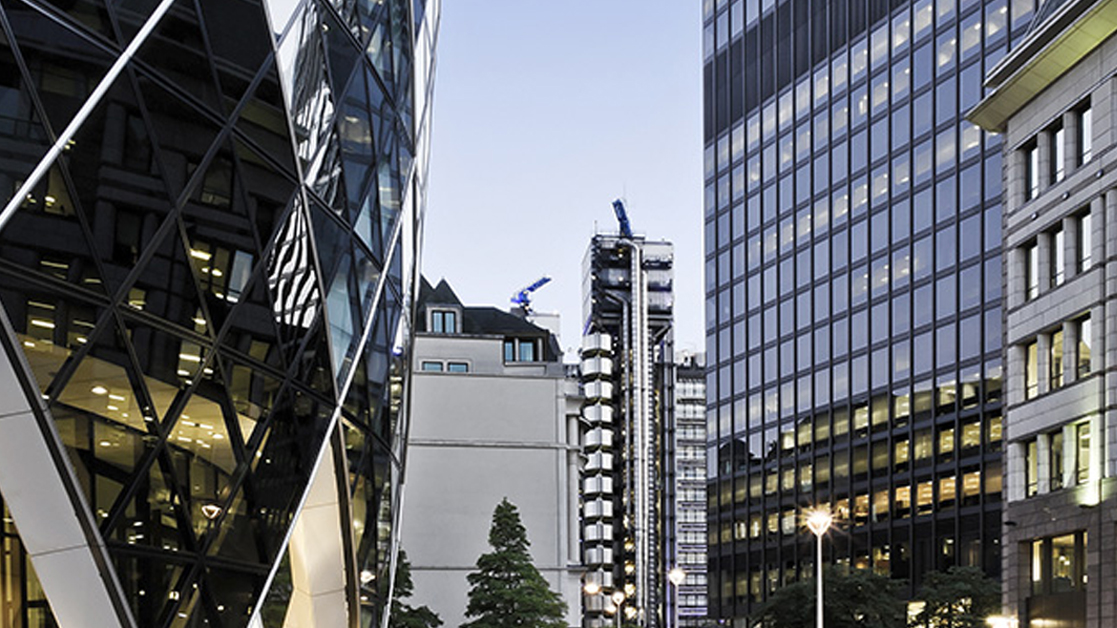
[1052, 226, 1065, 286]
[1077, 316, 1092, 377]
[1051, 329, 1064, 389]
[1025, 341, 1039, 399]
[1032, 532, 1087, 595]
[1026, 242, 1039, 299]
[1050, 122, 1065, 183]
[1027, 440, 1039, 497]
[1078, 210, 1092, 272]
[1075, 422, 1091, 484]
[1078, 104, 1092, 165]
[1025, 142, 1040, 200]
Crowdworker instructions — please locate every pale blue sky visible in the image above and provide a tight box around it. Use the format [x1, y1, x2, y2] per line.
[422, 1, 706, 358]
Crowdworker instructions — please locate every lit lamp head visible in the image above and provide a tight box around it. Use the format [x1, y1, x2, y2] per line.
[806, 509, 833, 537]
[612, 591, 626, 606]
[668, 567, 686, 586]
[584, 581, 602, 596]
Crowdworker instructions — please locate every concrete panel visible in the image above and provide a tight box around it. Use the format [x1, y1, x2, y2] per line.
[32, 546, 126, 628]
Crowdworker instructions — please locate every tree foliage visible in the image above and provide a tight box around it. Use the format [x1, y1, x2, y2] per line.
[461, 498, 567, 628]
[908, 567, 1000, 628]
[388, 549, 443, 628]
[750, 567, 906, 628]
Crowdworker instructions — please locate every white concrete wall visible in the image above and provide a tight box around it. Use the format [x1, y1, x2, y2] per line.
[401, 333, 580, 627]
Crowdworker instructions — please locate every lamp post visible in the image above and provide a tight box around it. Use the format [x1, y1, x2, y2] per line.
[611, 591, 626, 628]
[806, 509, 833, 628]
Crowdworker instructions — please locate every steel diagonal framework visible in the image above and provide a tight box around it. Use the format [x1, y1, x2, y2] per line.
[0, 0, 438, 626]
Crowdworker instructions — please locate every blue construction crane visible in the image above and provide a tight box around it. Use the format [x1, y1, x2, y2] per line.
[612, 199, 633, 239]
[510, 276, 552, 313]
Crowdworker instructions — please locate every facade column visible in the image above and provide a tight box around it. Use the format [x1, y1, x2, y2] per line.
[1008, 247, 1026, 310]
[1006, 441, 1028, 502]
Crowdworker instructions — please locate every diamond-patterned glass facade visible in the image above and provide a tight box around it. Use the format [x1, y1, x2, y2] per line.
[0, 0, 438, 625]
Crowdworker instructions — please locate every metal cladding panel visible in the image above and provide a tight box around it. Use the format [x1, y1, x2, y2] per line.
[0, 0, 438, 626]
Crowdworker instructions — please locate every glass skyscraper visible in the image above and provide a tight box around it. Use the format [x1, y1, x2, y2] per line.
[702, 0, 1032, 620]
[0, 0, 437, 626]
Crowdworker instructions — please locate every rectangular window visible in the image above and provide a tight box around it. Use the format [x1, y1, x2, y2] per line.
[1051, 534, 1081, 592]
[1026, 143, 1040, 200]
[447, 362, 469, 373]
[1052, 226, 1065, 286]
[1051, 123, 1065, 182]
[1025, 341, 1039, 399]
[1026, 243, 1039, 299]
[1078, 316, 1092, 377]
[1078, 211, 1092, 271]
[518, 340, 536, 362]
[1033, 532, 1087, 595]
[431, 310, 456, 334]
[504, 340, 515, 362]
[1050, 431, 1064, 490]
[1078, 105, 1092, 165]
[1026, 439, 1039, 497]
[1051, 329, 1064, 389]
[421, 361, 443, 372]
[1075, 422, 1091, 484]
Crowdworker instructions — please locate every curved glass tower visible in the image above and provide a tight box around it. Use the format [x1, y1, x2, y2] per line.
[702, 0, 1029, 621]
[0, 0, 438, 626]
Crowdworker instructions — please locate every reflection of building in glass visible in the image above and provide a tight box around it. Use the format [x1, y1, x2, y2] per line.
[402, 279, 584, 628]
[580, 233, 674, 628]
[0, 0, 438, 626]
[701, 0, 1027, 621]
[969, 2, 1117, 627]
[667, 352, 707, 628]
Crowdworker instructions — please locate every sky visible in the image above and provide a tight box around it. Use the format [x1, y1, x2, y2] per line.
[421, 1, 706, 359]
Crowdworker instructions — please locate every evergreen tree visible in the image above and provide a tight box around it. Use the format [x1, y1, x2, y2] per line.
[908, 566, 1000, 628]
[461, 498, 567, 628]
[388, 549, 443, 628]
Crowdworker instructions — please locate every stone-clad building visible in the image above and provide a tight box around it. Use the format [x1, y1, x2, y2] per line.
[969, 1, 1117, 626]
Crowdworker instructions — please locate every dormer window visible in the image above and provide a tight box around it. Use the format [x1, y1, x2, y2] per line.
[504, 338, 540, 362]
[430, 309, 457, 334]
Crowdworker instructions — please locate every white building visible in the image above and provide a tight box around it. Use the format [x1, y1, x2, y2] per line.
[401, 279, 583, 627]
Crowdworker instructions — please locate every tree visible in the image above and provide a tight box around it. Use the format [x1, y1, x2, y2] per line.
[750, 567, 906, 628]
[909, 566, 1000, 628]
[388, 549, 443, 628]
[461, 498, 567, 628]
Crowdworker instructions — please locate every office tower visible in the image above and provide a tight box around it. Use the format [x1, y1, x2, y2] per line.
[581, 232, 674, 627]
[968, 1, 1116, 626]
[666, 352, 709, 628]
[0, 0, 437, 626]
[402, 278, 583, 628]
[702, 0, 1031, 621]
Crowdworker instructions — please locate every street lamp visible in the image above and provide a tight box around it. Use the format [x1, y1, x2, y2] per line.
[667, 567, 685, 628]
[806, 509, 833, 628]
[611, 591, 626, 628]
[668, 567, 686, 586]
